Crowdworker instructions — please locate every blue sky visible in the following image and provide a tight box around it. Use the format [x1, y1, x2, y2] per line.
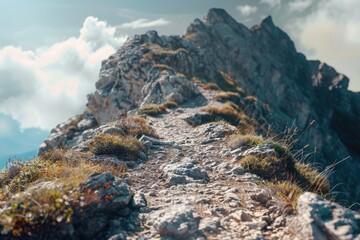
[0, 0, 359, 166]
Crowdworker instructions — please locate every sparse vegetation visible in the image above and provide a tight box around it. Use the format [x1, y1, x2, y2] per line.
[139, 104, 166, 116]
[229, 130, 331, 208]
[0, 150, 127, 236]
[89, 134, 143, 159]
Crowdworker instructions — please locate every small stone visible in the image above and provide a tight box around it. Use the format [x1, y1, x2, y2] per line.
[230, 210, 253, 222]
[199, 217, 221, 233]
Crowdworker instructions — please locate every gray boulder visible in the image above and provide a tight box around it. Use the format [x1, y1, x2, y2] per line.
[291, 192, 360, 240]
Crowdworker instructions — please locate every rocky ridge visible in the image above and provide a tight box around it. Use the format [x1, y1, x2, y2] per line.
[6, 8, 358, 240]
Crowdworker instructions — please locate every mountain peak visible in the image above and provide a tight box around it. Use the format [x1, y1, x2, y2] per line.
[261, 15, 275, 26]
[204, 8, 238, 26]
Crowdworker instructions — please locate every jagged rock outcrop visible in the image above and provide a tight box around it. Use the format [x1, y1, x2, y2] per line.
[33, 8, 360, 239]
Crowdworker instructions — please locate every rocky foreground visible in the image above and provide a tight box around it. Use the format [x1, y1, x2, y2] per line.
[1, 8, 360, 240]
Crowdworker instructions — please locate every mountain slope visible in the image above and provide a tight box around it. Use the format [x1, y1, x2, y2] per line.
[41, 9, 360, 204]
[1, 8, 358, 239]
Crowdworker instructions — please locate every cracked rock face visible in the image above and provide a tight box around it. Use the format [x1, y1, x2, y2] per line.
[291, 192, 360, 240]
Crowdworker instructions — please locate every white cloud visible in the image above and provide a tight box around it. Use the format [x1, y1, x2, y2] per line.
[0, 17, 127, 130]
[260, 0, 282, 8]
[288, 0, 360, 91]
[120, 18, 170, 29]
[289, 0, 314, 12]
[237, 5, 258, 16]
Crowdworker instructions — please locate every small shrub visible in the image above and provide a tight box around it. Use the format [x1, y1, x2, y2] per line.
[89, 134, 143, 159]
[202, 83, 221, 91]
[164, 101, 179, 109]
[139, 104, 166, 116]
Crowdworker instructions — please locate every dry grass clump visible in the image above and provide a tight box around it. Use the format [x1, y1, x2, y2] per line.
[203, 104, 246, 126]
[0, 150, 127, 236]
[139, 104, 166, 116]
[115, 116, 158, 138]
[217, 70, 241, 92]
[191, 77, 202, 84]
[266, 181, 303, 210]
[240, 155, 294, 181]
[294, 162, 330, 196]
[228, 134, 265, 149]
[89, 134, 143, 159]
[163, 101, 179, 109]
[152, 64, 174, 71]
[202, 83, 221, 90]
[244, 95, 258, 103]
[214, 91, 241, 104]
[152, 48, 187, 56]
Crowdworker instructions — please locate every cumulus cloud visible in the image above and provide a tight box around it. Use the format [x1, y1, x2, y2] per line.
[288, 0, 360, 90]
[237, 5, 258, 16]
[120, 18, 170, 29]
[289, 0, 314, 12]
[260, 0, 282, 8]
[0, 17, 127, 130]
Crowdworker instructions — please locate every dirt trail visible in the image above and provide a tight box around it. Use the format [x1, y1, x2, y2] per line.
[126, 104, 293, 240]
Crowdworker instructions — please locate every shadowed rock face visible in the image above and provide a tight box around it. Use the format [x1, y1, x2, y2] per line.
[40, 9, 360, 204]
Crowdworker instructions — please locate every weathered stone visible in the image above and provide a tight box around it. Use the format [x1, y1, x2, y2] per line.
[199, 217, 221, 233]
[291, 192, 360, 240]
[162, 161, 209, 186]
[150, 205, 200, 238]
[250, 190, 272, 206]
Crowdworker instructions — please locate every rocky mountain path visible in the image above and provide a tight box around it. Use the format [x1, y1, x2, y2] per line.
[124, 101, 294, 239]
